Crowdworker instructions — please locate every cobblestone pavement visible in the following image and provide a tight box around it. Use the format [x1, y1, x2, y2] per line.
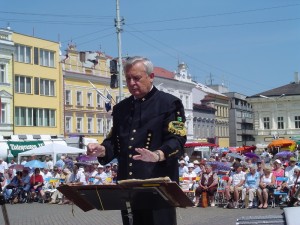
[0, 203, 285, 225]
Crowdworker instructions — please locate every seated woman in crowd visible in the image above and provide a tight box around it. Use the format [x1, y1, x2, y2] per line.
[194, 164, 218, 207]
[241, 164, 260, 208]
[257, 166, 276, 209]
[29, 168, 46, 203]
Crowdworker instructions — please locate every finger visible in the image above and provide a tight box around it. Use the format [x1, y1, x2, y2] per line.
[132, 155, 142, 160]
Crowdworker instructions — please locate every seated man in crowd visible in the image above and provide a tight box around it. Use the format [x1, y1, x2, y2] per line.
[224, 162, 245, 208]
[194, 164, 218, 207]
[241, 164, 260, 208]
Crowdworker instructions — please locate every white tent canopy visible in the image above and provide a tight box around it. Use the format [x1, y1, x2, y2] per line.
[17, 143, 86, 164]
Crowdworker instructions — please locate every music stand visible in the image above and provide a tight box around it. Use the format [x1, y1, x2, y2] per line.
[58, 179, 193, 225]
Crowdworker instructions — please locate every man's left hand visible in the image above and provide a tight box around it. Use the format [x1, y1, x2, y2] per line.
[133, 148, 160, 162]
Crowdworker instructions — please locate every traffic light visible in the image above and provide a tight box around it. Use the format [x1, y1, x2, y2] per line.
[110, 74, 118, 89]
[110, 59, 118, 74]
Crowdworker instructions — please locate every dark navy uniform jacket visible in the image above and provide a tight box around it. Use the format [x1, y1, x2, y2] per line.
[98, 86, 187, 183]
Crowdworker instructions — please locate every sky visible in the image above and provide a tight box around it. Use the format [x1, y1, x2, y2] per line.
[2, 0, 300, 96]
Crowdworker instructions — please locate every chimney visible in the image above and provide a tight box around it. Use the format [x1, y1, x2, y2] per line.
[295, 72, 299, 84]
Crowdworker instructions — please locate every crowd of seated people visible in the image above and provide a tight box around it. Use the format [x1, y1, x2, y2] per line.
[178, 151, 300, 209]
[0, 155, 118, 205]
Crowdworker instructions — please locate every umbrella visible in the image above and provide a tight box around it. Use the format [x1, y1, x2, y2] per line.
[268, 139, 296, 150]
[76, 155, 98, 163]
[24, 160, 46, 168]
[244, 152, 260, 159]
[75, 161, 92, 167]
[9, 164, 24, 171]
[227, 153, 244, 160]
[207, 161, 231, 171]
[275, 151, 294, 159]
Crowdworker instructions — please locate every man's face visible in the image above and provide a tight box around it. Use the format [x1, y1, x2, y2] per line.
[125, 62, 154, 99]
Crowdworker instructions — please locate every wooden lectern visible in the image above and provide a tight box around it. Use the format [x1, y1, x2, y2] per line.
[58, 178, 194, 225]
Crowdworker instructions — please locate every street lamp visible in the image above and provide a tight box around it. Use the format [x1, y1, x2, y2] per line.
[259, 94, 285, 138]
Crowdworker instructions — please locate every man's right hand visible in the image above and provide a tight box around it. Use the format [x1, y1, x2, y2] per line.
[87, 143, 106, 157]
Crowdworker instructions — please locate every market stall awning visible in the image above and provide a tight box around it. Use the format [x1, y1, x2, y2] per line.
[231, 146, 256, 153]
[7, 141, 45, 157]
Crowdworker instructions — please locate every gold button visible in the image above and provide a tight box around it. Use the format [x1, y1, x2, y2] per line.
[130, 137, 134, 141]
[147, 138, 150, 141]
[129, 163, 132, 166]
[129, 172, 132, 175]
[146, 146, 149, 149]
[133, 129, 136, 133]
[146, 142, 150, 145]
[129, 154, 132, 158]
[148, 133, 152, 136]
[128, 146, 132, 149]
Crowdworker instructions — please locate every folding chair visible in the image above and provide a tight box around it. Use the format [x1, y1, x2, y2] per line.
[215, 175, 229, 207]
[272, 177, 288, 208]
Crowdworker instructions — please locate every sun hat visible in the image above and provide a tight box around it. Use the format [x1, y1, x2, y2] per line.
[274, 159, 282, 164]
[193, 160, 200, 164]
[290, 157, 297, 162]
[187, 163, 194, 168]
[179, 160, 186, 164]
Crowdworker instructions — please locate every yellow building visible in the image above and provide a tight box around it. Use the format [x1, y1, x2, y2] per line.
[0, 28, 14, 136]
[61, 44, 129, 143]
[12, 32, 63, 135]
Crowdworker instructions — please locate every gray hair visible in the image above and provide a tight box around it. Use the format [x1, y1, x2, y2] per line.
[249, 164, 257, 170]
[123, 56, 154, 76]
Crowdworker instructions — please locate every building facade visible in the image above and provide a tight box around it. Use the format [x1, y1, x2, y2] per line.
[225, 92, 255, 147]
[247, 74, 300, 147]
[61, 44, 130, 143]
[12, 32, 63, 136]
[0, 28, 14, 136]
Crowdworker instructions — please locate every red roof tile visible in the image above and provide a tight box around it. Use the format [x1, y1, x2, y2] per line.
[153, 67, 175, 79]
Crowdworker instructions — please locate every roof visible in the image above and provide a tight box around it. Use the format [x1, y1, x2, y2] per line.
[248, 82, 300, 98]
[194, 83, 227, 97]
[153, 67, 175, 79]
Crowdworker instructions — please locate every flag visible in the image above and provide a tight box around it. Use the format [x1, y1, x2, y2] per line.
[105, 88, 112, 112]
[88, 80, 110, 103]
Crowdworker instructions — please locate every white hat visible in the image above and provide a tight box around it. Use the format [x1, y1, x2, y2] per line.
[97, 164, 104, 168]
[188, 163, 194, 168]
[179, 160, 186, 164]
[193, 160, 200, 164]
[274, 159, 282, 164]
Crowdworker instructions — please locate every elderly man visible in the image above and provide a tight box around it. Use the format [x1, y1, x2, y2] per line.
[87, 56, 186, 225]
[241, 164, 260, 208]
[194, 164, 218, 207]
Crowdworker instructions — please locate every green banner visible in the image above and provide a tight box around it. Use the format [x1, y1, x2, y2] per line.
[7, 141, 45, 157]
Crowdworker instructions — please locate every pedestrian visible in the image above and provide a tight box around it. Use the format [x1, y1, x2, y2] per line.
[87, 56, 187, 225]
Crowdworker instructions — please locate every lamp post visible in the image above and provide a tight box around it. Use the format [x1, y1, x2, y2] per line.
[259, 94, 285, 139]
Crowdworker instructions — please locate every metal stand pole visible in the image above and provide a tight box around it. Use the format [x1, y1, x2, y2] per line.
[0, 187, 10, 225]
[125, 201, 133, 225]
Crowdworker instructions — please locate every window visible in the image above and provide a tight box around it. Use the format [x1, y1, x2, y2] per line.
[76, 91, 82, 106]
[39, 49, 55, 67]
[97, 118, 103, 133]
[40, 79, 55, 96]
[295, 116, 300, 129]
[0, 102, 7, 124]
[65, 90, 72, 105]
[185, 95, 189, 108]
[34, 47, 39, 65]
[87, 118, 93, 133]
[14, 44, 31, 63]
[76, 118, 83, 133]
[263, 117, 270, 129]
[278, 116, 284, 129]
[87, 93, 93, 107]
[15, 75, 32, 94]
[15, 107, 55, 127]
[34, 77, 39, 95]
[65, 117, 72, 133]
[0, 64, 6, 83]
